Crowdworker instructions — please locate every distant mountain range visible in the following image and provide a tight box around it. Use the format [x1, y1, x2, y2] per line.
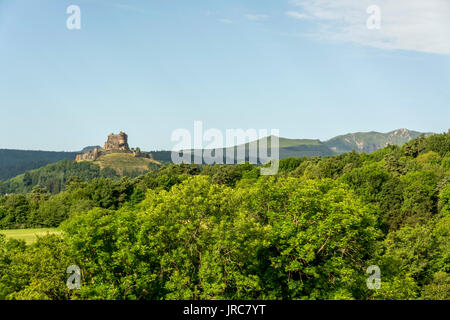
[0, 129, 434, 180]
[183, 129, 433, 163]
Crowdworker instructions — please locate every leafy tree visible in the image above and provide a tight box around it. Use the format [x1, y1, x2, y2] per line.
[400, 170, 439, 227]
[0, 235, 76, 300]
[421, 272, 450, 300]
[340, 163, 390, 204]
[237, 177, 381, 299]
[439, 184, 450, 215]
[374, 215, 449, 300]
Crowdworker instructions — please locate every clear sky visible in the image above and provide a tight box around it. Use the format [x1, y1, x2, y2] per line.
[0, 0, 449, 151]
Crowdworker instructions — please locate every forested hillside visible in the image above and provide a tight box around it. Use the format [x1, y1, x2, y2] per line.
[0, 160, 120, 195]
[0, 131, 448, 300]
[0, 150, 79, 180]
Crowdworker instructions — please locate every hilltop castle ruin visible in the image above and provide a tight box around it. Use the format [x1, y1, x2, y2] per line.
[104, 132, 130, 151]
[75, 132, 153, 161]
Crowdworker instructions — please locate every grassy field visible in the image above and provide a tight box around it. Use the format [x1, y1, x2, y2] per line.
[0, 228, 61, 244]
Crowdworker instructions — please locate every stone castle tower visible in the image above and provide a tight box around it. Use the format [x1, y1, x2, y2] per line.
[104, 132, 130, 151]
[75, 132, 153, 162]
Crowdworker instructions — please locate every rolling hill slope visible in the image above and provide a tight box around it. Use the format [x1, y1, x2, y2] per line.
[91, 153, 161, 176]
[181, 136, 336, 164]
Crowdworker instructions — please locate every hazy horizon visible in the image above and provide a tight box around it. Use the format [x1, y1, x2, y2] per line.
[0, 127, 444, 153]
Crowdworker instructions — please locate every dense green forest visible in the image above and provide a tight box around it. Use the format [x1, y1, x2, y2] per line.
[0, 149, 80, 181]
[0, 160, 120, 195]
[0, 132, 448, 300]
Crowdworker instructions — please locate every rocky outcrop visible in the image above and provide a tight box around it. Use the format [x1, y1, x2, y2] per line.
[76, 132, 153, 162]
[324, 129, 433, 154]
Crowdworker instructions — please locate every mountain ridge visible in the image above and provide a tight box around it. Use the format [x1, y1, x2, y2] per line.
[178, 129, 434, 164]
[323, 128, 434, 154]
[0, 128, 435, 180]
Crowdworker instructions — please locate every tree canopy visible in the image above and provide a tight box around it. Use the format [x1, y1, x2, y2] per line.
[0, 131, 449, 300]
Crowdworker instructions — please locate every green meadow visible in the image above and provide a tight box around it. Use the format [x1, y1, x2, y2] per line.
[0, 228, 61, 244]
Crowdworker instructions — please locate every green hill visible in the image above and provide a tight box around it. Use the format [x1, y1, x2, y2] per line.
[182, 136, 336, 164]
[91, 153, 161, 176]
[277, 137, 336, 158]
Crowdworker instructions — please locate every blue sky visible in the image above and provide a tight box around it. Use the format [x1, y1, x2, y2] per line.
[0, 0, 449, 151]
